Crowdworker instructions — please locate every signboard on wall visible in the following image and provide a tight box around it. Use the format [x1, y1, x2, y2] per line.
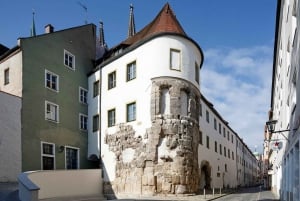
[270, 141, 283, 151]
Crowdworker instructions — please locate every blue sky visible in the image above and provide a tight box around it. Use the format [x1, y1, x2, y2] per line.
[1, 1, 278, 152]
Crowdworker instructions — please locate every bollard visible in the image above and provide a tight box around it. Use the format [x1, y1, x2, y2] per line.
[213, 188, 215, 197]
[204, 188, 206, 199]
[219, 187, 222, 195]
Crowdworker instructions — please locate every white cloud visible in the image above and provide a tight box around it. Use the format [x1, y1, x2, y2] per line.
[201, 45, 273, 153]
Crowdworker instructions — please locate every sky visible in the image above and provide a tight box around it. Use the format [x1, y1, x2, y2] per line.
[1, 1, 278, 153]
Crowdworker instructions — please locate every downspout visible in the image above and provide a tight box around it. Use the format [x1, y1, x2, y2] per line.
[99, 67, 102, 171]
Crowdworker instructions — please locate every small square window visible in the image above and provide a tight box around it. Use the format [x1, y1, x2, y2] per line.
[79, 87, 88, 104]
[45, 101, 59, 122]
[127, 102, 136, 122]
[127, 61, 136, 81]
[4, 68, 9, 85]
[79, 114, 88, 131]
[64, 50, 75, 70]
[108, 109, 116, 127]
[108, 71, 116, 89]
[93, 80, 100, 97]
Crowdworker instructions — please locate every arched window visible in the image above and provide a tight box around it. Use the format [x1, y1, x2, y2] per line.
[160, 88, 170, 115]
[180, 90, 188, 116]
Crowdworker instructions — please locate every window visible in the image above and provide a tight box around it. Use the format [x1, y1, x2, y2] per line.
[93, 80, 100, 97]
[199, 103, 202, 116]
[108, 109, 116, 127]
[225, 164, 227, 172]
[45, 101, 59, 122]
[227, 131, 230, 141]
[127, 102, 136, 122]
[228, 149, 230, 158]
[231, 134, 234, 143]
[195, 62, 199, 83]
[199, 131, 203, 145]
[45, 70, 59, 91]
[41, 142, 55, 170]
[224, 147, 226, 157]
[108, 71, 116, 89]
[4, 68, 9, 85]
[79, 114, 88, 131]
[206, 136, 210, 149]
[214, 118, 217, 130]
[170, 49, 181, 71]
[66, 147, 79, 169]
[215, 141, 218, 152]
[93, 115, 99, 132]
[206, 110, 209, 123]
[127, 61, 136, 81]
[180, 90, 188, 116]
[160, 88, 170, 115]
[219, 144, 222, 155]
[64, 50, 75, 70]
[79, 87, 88, 104]
[232, 151, 234, 160]
[223, 127, 225, 136]
[219, 123, 221, 134]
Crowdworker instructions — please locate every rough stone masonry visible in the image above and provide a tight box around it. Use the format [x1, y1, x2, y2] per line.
[104, 77, 201, 196]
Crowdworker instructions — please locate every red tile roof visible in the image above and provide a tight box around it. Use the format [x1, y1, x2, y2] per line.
[122, 2, 186, 46]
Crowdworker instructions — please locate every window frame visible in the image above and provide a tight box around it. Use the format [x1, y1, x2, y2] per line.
[126, 102, 136, 122]
[93, 80, 100, 97]
[108, 108, 116, 127]
[65, 146, 80, 169]
[45, 101, 59, 123]
[170, 48, 181, 71]
[79, 87, 88, 104]
[195, 62, 199, 83]
[108, 71, 116, 90]
[79, 113, 88, 131]
[64, 49, 75, 70]
[4, 68, 9, 85]
[41, 141, 55, 170]
[126, 61, 136, 81]
[93, 114, 99, 132]
[45, 69, 59, 92]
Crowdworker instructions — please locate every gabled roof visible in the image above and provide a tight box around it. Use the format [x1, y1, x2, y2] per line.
[122, 2, 186, 46]
[0, 44, 9, 56]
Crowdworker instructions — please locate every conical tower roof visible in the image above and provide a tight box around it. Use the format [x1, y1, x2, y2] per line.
[122, 3, 186, 46]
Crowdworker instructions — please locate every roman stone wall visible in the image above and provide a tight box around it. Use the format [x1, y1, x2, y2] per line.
[104, 77, 201, 196]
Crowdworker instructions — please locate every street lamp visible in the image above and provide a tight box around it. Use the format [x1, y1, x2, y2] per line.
[265, 120, 290, 142]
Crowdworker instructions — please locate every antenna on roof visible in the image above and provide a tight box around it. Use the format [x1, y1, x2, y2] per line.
[77, 1, 88, 24]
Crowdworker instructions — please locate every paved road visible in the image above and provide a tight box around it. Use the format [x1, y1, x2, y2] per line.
[214, 186, 279, 201]
[0, 183, 20, 201]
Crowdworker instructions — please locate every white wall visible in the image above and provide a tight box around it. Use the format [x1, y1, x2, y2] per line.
[199, 97, 237, 188]
[0, 51, 23, 97]
[0, 91, 21, 182]
[91, 35, 202, 181]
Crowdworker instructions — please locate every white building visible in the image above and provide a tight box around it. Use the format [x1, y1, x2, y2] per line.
[0, 91, 21, 182]
[267, 0, 300, 200]
[88, 3, 259, 196]
[199, 95, 259, 189]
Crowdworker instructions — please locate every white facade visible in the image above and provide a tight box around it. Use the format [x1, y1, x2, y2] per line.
[88, 35, 202, 181]
[268, 0, 300, 199]
[0, 91, 21, 182]
[199, 96, 259, 189]
[0, 50, 23, 97]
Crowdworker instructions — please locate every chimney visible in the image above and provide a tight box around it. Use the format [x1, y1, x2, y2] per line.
[45, 24, 54, 33]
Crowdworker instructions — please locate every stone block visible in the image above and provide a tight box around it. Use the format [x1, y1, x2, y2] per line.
[176, 184, 187, 194]
[162, 182, 172, 192]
